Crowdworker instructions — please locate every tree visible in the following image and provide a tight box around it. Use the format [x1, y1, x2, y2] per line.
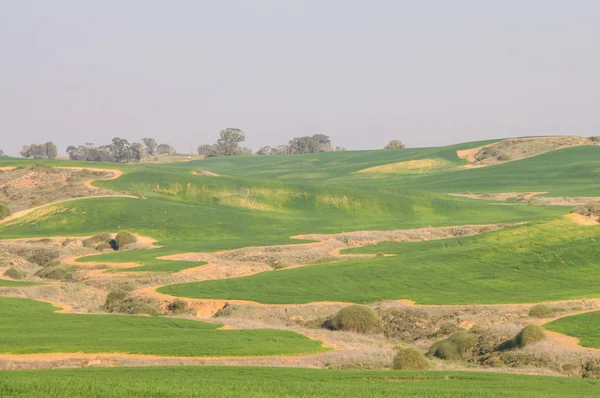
[335, 146, 347, 152]
[44, 142, 57, 159]
[256, 146, 272, 155]
[197, 144, 215, 156]
[109, 137, 131, 162]
[271, 144, 290, 155]
[0, 149, 4, 156]
[157, 144, 175, 155]
[235, 146, 254, 156]
[129, 142, 145, 162]
[20, 144, 48, 159]
[215, 128, 245, 156]
[141, 138, 157, 156]
[289, 136, 320, 154]
[384, 140, 405, 149]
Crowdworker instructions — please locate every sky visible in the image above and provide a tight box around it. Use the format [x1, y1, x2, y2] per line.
[1, 0, 599, 156]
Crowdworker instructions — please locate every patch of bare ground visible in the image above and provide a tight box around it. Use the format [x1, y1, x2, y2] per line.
[193, 170, 219, 177]
[566, 213, 600, 225]
[0, 165, 130, 216]
[457, 136, 598, 168]
[294, 223, 517, 247]
[450, 192, 600, 208]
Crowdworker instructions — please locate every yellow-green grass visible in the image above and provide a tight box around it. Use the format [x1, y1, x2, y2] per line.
[0, 280, 39, 287]
[0, 297, 324, 356]
[160, 218, 600, 304]
[545, 311, 600, 348]
[0, 367, 598, 398]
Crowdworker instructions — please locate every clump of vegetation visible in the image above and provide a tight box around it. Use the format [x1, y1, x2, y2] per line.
[514, 324, 547, 348]
[35, 263, 78, 281]
[18, 248, 60, 267]
[3, 267, 26, 280]
[497, 154, 511, 161]
[427, 331, 479, 360]
[589, 136, 600, 142]
[392, 347, 433, 370]
[167, 298, 188, 314]
[83, 233, 112, 248]
[326, 305, 379, 334]
[61, 238, 79, 247]
[528, 304, 562, 318]
[572, 202, 600, 217]
[114, 231, 137, 250]
[96, 242, 113, 251]
[0, 203, 10, 220]
[499, 324, 547, 351]
[103, 287, 160, 316]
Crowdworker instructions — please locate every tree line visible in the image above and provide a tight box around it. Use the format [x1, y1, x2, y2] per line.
[10, 129, 404, 163]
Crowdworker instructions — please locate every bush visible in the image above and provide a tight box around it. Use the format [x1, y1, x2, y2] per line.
[133, 303, 160, 316]
[83, 233, 112, 248]
[327, 305, 379, 334]
[3, 267, 26, 280]
[96, 242, 113, 251]
[514, 324, 546, 348]
[393, 347, 433, 370]
[497, 154, 511, 161]
[114, 231, 137, 250]
[528, 304, 558, 318]
[61, 238, 79, 247]
[36, 264, 78, 281]
[104, 288, 129, 308]
[590, 136, 600, 142]
[427, 331, 478, 360]
[0, 203, 10, 220]
[25, 248, 60, 267]
[168, 298, 188, 314]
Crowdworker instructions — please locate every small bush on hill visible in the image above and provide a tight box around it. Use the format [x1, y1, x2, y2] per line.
[3, 267, 26, 280]
[25, 249, 60, 267]
[573, 202, 600, 217]
[103, 288, 160, 316]
[0, 203, 10, 220]
[427, 331, 478, 360]
[96, 242, 113, 251]
[393, 347, 433, 370]
[497, 154, 511, 161]
[499, 324, 547, 351]
[327, 305, 379, 334]
[83, 233, 112, 248]
[529, 304, 562, 318]
[590, 136, 600, 142]
[514, 324, 546, 348]
[168, 298, 188, 314]
[36, 264, 78, 281]
[114, 231, 137, 250]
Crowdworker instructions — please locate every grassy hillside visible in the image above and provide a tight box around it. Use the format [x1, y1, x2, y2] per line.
[1, 367, 598, 398]
[160, 218, 600, 304]
[0, 297, 324, 356]
[545, 311, 600, 348]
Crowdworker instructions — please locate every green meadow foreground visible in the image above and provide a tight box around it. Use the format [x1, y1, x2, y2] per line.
[3, 137, 600, 393]
[0, 297, 323, 356]
[0, 367, 598, 398]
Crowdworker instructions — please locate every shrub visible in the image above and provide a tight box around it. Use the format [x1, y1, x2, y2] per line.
[62, 238, 79, 247]
[83, 233, 112, 248]
[497, 154, 511, 161]
[590, 136, 600, 142]
[528, 304, 557, 318]
[25, 249, 60, 267]
[96, 242, 113, 251]
[427, 331, 478, 360]
[36, 264, 77, 281]
[104, 288, 129, 308]
[514, 324, 546, 348]
[168, 298, 188, 314]
[393, 347, 433, 370]
[114, 231, 137, 250]
[133, 303, 160, 316]
[3, 267, 26, 280]
[327, 305, 379, 333]
[0, 203, 10, 220]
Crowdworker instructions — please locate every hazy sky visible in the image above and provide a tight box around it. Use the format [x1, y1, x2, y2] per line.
[1, 0, 599, 155]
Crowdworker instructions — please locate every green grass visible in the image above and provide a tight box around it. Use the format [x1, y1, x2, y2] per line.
[160, 218, 600, 304]
[0, 296, 324, 356]
[0, 280, 39, 287]
[0, 367, 598, 398]
[544, 311, 600, 348]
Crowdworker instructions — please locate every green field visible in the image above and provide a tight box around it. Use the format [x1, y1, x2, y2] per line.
[0, 297, 324, 356]
[0, 280, 39, 287]
[159, 218, 600, 304]
[0, 367, 598, 398]
[545, 311, 600, 348]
